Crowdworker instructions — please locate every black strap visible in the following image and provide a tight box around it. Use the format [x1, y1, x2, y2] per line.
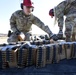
[27, 47, 33, 66]
[46, 46, 50, 61]
[53, 45, 57, 63]
[37, 47, 42, 68]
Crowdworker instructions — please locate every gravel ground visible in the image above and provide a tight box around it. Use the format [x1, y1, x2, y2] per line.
[0, 37, 8, 44]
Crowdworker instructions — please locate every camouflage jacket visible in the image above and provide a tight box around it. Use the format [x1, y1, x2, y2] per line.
[10, 10, 52, 36]
[54, 0, 76, 29]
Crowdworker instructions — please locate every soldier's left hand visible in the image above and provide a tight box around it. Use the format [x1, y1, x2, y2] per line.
[50, 34, 58, 41]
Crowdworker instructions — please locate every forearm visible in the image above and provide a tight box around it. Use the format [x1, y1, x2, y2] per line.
[58, 17, 64, 30]
[33, 16, 53, 36]
[42, 25, 53, 36]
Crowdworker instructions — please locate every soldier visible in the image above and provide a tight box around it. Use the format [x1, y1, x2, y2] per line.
[49, 0, 76, 42]
[49, 9, 63, 40]
[7, 0, 58, 43]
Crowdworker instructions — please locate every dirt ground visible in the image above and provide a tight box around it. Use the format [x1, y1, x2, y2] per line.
[0, 37, 8, 44]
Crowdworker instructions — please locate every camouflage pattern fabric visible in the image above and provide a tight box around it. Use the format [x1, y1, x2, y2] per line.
[54, 0, 76, 41]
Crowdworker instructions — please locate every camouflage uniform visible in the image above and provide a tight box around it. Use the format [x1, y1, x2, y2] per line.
[54, 0, 76, 41]
[7, 10, 53, 43]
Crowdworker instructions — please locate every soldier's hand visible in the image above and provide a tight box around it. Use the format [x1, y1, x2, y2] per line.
[57, 30, 63, 39]
[50, 34, 58, 41]
[50, 39, 54, 43]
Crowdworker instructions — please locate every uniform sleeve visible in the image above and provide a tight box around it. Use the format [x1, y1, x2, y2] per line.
[58, 16, 64, 30]
[10, 13, 17, 32]
[32, 16, 53, 36]
[54, 1, 66, 30]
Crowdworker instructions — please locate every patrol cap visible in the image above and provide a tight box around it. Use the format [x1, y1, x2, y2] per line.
[49, 9, 54, 17]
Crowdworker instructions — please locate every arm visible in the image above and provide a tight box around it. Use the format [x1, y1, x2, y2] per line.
[32, 16, 53, 36]
[10, 13, 21, 39]
[54, 1, 66, 30]
[54, 1, 67, 39]
[58, 16, 64, 30]
[10, 13, 17, 32]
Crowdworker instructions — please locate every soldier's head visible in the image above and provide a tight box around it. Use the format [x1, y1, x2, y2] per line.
[21, 0, 34, 15]
[49, 9, 54, 18]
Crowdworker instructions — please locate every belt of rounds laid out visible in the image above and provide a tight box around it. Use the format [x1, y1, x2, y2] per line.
[0, 40, 76, 69]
